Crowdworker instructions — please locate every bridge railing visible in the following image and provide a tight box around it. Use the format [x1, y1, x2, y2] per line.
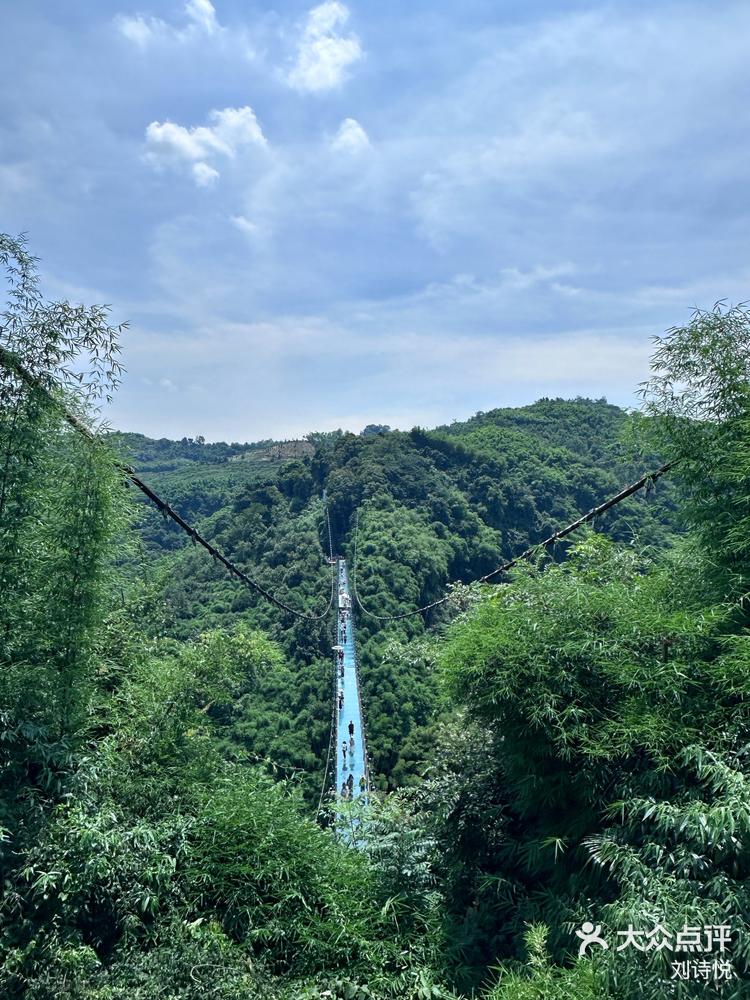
[342, 561, 372, 796]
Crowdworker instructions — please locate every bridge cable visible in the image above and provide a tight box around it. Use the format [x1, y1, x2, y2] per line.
[351, 460, 674, 621]
[315, 654, 338, 820]
[315, 540, 339, 819]
[0, 345, 336, 623]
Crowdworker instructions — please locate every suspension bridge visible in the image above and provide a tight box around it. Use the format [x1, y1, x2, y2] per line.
[0, 345, 674, 829]
[333, 560, 369, 802]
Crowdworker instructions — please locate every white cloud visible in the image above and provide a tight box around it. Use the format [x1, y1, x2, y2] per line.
[116, 13, 160, 48]
[145, 106, 267, 185]
[111, 311, 654, 441]
[307, 0, 350, 35]
[192, 162, 219, 186]
[288, 1, 362, 93]
[498, 264, 577, 292]
[331, 117, 370, 154]
[146, 121, 211, 161]
[231, 214, 259, 235]
[212, 106, 267, 150]
[116, 0, 220, 47]
[0, 163, 36, 202]
[475, 107, 615, 179]
[185, 0, 218, 35]
[159, 377, 178, 391]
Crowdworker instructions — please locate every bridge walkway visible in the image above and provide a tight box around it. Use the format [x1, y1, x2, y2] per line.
[334, 559, 368, 801]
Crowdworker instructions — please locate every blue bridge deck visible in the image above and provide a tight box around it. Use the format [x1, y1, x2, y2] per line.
[334, 559, 367, 801]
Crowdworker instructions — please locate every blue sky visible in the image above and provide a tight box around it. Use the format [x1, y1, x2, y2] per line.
[2, 0, 749, 441]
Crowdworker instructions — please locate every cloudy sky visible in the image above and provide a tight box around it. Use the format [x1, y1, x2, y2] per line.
[2, 1, 749, 441]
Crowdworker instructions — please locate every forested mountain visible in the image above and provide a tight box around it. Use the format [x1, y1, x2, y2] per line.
[3, 233, 750, 999]
[116, 397, 677, 797]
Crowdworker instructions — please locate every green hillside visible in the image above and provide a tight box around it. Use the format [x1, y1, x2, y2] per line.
[115, 398, 677, 800]
[5, 232, 750, 1000]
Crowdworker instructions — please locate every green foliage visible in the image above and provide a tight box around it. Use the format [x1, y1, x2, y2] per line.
[10, 232, 750, 1000]
[442, 534, 732, 769]
[356, 637, 447, 791]
[24, 919, 279, 1000]
[434, 533, 750, 991]
[587, 745, 750, 998]
[0, 232, 124, 408]
[183, 772, 379, 972]
[0, 234, 134, 943]
[3, 615, 450, 997]
[349, 791, 439, 931]
[641, 302, 750, 600]
[487, 924, 604, 1000]
[108, 431, 280, 554]
[108, 392, 679, 807]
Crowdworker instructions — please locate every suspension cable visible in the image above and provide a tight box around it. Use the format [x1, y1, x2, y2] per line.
[325, 497, 334, 566]
[0, 345, 336, 623]
[315, 647, 338, 820]
[351, 461, 674, 621]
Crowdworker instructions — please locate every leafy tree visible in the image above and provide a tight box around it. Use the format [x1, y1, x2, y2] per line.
[435, 533, 749, 992]
[486, 924, 603, 1000]
[0, 234, 132, 961]
[641, 302, 750, 600]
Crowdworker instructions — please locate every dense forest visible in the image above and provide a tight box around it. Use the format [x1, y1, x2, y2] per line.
[2, 231, 750, 998]
[110, 393, 677, 800]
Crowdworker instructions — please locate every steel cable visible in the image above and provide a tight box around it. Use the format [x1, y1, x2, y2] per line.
[351, 461, 673, 621]
[0, 345, 336, 623]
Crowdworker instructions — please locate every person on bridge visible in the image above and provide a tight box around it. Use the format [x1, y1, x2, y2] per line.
[342, 741, 348, 768]
[347, 773, 354, 793]
[348, 720, 355, 737]
[349, 734, 355, 754]
[338, 688, 344, 711]
[340, 782, 349, 799]
[359, 775, 366, 794]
